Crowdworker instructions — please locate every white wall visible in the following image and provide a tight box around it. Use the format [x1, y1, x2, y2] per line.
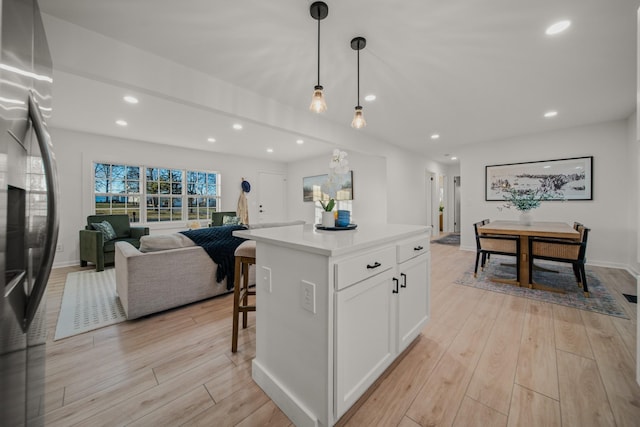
[51, 127, 286, 267]
[627, 115, 639, 274]
[382, 149, 449, 227]
[287, 151, 387, 224]
[458, 118, 636, 272]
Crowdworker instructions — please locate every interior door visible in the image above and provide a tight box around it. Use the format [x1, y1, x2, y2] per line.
[258, 172, 286, 223]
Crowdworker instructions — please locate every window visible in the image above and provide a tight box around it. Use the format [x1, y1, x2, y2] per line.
[186, 171, 218, 220]
[94, 163, 141, 222]
[93, 162, 220, 223]
[146, 167, 183, 222]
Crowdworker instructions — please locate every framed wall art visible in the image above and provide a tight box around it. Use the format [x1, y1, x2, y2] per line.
[485, 156, 593, 201]
[303, 171, 353, 202]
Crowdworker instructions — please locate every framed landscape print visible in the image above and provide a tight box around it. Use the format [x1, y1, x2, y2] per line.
[303, 171, 353, 202]
[485, 156, 593, 201]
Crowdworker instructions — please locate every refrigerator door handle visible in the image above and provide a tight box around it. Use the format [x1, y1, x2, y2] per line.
[23, 91, 59, 329]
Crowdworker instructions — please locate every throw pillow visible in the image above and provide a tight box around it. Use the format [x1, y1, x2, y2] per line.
[91, 220, 117, 241]
[222, 215, 242, 225]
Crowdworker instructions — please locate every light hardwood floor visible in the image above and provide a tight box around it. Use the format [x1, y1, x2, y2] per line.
[39, 240, 639, 426]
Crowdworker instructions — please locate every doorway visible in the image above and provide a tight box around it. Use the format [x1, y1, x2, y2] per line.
[453, 176, 461, 233]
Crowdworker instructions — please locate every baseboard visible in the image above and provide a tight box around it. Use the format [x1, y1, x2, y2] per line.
[585, 260, 640, 278]
[252, 359, 319, 427]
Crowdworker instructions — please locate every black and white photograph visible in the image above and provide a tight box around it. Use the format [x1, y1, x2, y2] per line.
[485, 156, 593, 201]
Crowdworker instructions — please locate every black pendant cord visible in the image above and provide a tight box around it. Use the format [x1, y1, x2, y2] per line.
[317, 17, 321, 87]
[356, 47, 360, 107]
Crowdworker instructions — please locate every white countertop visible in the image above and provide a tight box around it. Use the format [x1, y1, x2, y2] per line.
[233, 223, 430, 257]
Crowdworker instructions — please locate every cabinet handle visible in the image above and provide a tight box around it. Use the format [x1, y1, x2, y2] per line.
[401, 273, 407, 288]
[414, 246, 424, 251]
[392, 277, 399, 294]
[367, 262, 381, 269]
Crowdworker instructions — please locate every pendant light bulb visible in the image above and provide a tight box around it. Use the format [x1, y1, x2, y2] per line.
[351, 105, 366, 129]
[310, 85, 327, 113]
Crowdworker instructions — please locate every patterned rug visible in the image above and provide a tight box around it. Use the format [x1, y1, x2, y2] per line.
[54, 268, 126, 340]
[433, 233, 460, 245]
[455, 257, 627, 318]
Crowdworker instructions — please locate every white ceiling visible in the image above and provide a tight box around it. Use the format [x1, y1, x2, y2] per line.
[40, 0, 640, 164]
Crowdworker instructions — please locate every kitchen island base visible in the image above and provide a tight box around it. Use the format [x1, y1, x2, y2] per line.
[234, 224, 431, 426]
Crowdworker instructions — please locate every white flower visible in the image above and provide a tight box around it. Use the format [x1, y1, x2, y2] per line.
[329, 149, 349, 175]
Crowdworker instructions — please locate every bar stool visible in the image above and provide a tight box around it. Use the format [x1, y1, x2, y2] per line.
[232, 240, 256, 352]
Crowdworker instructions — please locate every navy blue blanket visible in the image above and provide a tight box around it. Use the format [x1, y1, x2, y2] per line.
[180, 225, 248, 290]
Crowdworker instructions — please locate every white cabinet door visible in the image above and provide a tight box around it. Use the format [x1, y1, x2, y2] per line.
[334, 268, 395, 419]
[397, 252, 430, 353]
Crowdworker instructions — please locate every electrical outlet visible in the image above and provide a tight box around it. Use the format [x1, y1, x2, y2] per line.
[56, 243, 63, 252]
[300, 280, 316, 314]
[261, 266, 272, 293]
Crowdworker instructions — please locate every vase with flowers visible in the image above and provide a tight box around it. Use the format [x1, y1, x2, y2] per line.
[319, 149, 349, 227]
[500, 188, 552, 225]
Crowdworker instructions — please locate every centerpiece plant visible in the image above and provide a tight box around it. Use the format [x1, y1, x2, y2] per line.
[501, 188, 552, 212]
[500, 188, 554, 225]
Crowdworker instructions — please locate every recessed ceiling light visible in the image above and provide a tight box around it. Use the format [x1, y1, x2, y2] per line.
[451, 156, 458, 160]
[207, 137, 216, 143]
[546, 20, 571, 36]
[116, 119, 128, 126]
[543, 165, 551, 169]
[123, 95, 139, 104]
[544, 110, 558, 118]
[431, 134, 440, 140]
[267, 148, 274, 153]
[296, 139, 304, 145]
[364, 94, 376, 102]
[232, 123, 243, 130]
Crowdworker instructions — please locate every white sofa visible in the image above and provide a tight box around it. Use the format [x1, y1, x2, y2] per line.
[115, 220, 304, 319]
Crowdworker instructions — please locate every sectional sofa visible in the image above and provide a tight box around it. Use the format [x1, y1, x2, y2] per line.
[114, 220, 304, 319]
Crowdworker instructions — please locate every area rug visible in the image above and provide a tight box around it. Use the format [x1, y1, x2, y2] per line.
[433, 233, 460, 245]
[454, 257, 627, 318]
[54, 268, 126, 340]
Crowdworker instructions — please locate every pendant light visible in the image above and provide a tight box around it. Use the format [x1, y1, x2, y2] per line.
[309, 2, 329, 113]
[350, 36, 366, 129]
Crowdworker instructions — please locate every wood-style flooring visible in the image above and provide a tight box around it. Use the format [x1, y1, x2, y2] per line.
[39, 239, 639, 426]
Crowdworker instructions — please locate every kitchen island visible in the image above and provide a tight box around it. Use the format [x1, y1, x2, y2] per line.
[233, 223, 431, 427]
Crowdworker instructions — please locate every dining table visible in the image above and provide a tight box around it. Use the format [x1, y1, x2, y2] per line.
[477, 220, 580, 289]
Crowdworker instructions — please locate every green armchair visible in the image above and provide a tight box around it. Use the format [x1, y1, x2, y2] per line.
[210, 211, 237, 226]
[80, 214, 149, 271]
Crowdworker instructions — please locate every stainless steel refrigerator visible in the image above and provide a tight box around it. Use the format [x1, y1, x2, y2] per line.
[0, 0, 59, 425]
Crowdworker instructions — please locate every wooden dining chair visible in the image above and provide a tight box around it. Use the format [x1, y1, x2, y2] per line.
[473, 221, 520, 282]
[528, 224, 591, 296]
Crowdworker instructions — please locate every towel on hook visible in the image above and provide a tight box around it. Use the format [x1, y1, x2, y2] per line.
[237, 190, 249, 225]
